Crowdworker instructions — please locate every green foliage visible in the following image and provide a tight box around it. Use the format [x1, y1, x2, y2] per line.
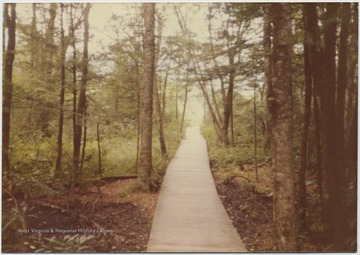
[34, 235, 94, 252]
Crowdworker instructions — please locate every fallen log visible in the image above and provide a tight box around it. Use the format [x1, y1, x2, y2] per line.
[100, 175, 137, 181]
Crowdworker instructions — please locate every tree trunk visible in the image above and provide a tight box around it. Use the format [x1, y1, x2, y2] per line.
[271, 3, 297, 251]
[138, 3, 155, 191]
[28, 3, 36, 127]
[222, 54, 235, 146]
[72, 3, 91, 184]
[322, 4, 349, 251]
[263, 4, 272, 151]
[71, 4, 77, 162]
[230, 105, 235, 147]
[298, 42, 312, 232]
[2, 3, 16, 175]
[180, 83, 188, 133]
[345, 93, 357, 251]
[135, 62, 140, 174]
[97, 123, 102, 176]
[155, 77, 167, 157]
[253, 81, 258, 181]
[344, 4, 358, 146]
[313, 91, 324, 204]
[55, 4, 66, 175]
[154, 22, 167, 158]
[161, 56, 171, 118]
[336, 3, 351, 182]
[80, 103, 87, 173]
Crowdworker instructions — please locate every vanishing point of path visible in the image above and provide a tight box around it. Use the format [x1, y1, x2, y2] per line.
[147, 126, 246, 252]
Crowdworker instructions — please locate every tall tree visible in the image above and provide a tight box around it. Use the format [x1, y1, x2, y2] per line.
[298, 42, 312, 232]
[336, 3, 351, 175]
[154, 11, 167, 158]
[55, 4, 66, 174]
[322, 4, 349, 251]
[270, 3, 297, 251]
[72, 3, 91, 184]
[2, 3, 16, 175]
[138, 3, 155, 191]
[263, 4, 272, 151]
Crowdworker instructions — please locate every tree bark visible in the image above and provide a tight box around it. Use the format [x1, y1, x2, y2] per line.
[263, 4, 272, 151]
[71, 4, 77, 163]
[322, 4, 349, 251]
[2, 3, 16, 175]
[180, 83, 188, 133]
[138, 3, 155, 191]
[271, 3, 297, 251]
[72, 3, 91, 184]
[55, 4, 66, 175]
[253, 81, 258, 181]
[80, 103, 87, 173]
[154, 21, 167, 158]
[336, 3, 351, 181]
[97, 123, 102, 176]
[155, 77, 167, 157]
[344, 4, 358, 146]
[222, 54, 235, 146]
[135, 61, 140, 174]
[313, 91, 324, 205]
[298, 42, 312, 232]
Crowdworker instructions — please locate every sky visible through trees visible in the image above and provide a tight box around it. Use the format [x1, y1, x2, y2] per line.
[15, 3, 262, 126]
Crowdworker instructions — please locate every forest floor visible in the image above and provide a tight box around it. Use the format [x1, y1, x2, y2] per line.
[212, 163, 332, 252]
[3, 154, 332, 252]
[2, 179, 158, 252]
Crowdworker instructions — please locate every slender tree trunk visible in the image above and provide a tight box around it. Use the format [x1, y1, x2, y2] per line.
[71, 5, 77, 161]
[345, 93, 357, 252]
[161, 58, 171, 118]
[154, 24, 167, 158]
[303, 3, 328, 231]
[336, 3, 351, 182]
[73, 3, 91, 184]
[180, 83, 188, 133]
[222, 54, 235, 145]
[263, 4, 272, 151]
[344, 4, 358, 145]
[97, 123, 102, 176]
[322, 4, 349, 250]
[271, 3, 297, 251]
[253, 82, 258, 181]
[210, 80, 223, 126]
[175, 83, 179, 120]
[230, 106, 235, 147]
[313, 92, 323, 204]
[298, 42, 312, 232]
[135, 62, 140, 174]
[155, 76, 167, 157]
[55, 4, 66, 175]
[138, 3, 155, 191]
[80, 103, 87, 173]
[2, 3, 16, 175]
[28, 3, 36, 127]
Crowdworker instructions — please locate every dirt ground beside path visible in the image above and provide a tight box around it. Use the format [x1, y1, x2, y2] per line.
[2, 179, 158, 252]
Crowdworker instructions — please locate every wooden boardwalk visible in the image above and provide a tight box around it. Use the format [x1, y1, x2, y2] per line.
[147, 126, 246, 252]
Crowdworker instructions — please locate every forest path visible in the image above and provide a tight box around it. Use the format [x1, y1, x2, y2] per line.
[147, 126, 246, 252]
